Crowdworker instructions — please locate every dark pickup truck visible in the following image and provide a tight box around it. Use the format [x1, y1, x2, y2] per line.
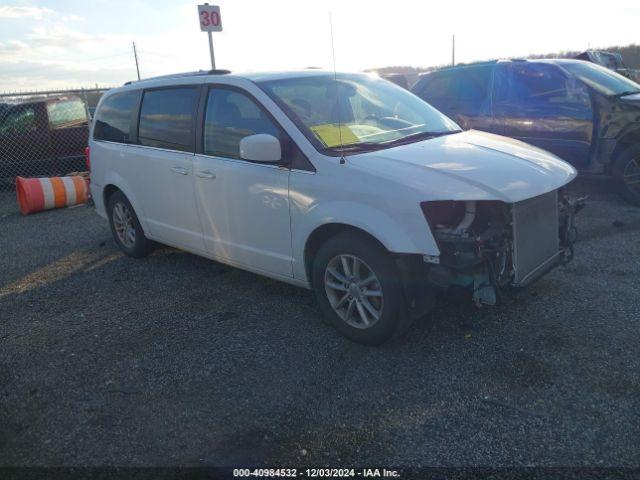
[0, 96, 89, 183]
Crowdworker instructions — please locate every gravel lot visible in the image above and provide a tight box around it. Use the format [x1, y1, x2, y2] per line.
[0, 179, 639, 469]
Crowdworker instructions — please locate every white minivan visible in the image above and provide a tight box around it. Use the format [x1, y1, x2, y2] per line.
[89, 70, 581, 345]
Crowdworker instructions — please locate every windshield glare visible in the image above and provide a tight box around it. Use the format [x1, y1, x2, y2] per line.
[562, 61, 640, 96]
[258, 73, 460, 153]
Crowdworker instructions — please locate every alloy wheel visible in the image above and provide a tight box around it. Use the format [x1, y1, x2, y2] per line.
[112, 201, 136, 248]
[324, 254, 384, 329]
[623, 156, 640, 194]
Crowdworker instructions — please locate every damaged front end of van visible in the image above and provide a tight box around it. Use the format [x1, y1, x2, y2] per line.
[420, 191, 585, 306]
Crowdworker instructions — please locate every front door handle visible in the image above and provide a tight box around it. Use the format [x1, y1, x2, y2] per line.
[196, 170, 216, 179]
[170, 166, 189, 175]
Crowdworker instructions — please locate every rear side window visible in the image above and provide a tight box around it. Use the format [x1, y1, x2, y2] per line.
[417, 67, 492, 109]
[457, 66, 492, 105]
[0, 107, 36, 136]
[418, 72, 459, 102]
[94, 91, 138, 143]
[138, 87, 199, 152]
[47, 99, 87, 128]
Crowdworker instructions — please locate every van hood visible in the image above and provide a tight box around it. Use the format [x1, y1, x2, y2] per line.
[348, 130, 577, 203]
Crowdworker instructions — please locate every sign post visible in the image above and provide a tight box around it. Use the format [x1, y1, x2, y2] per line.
[198, 4, 222, 70]
[207, 31, 215, 70]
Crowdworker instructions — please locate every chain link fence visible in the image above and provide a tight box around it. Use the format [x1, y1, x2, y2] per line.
[0, 88, 109, 192]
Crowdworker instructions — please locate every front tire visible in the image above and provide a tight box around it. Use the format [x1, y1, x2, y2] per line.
[107, 191, 151, 258]
[612, 145, 640, 206]
[312, 232, 409, 345]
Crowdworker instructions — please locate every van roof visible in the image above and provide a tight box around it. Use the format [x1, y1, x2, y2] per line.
[121, 69, 346, 87]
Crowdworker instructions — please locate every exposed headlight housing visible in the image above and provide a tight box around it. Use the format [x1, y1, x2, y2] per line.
[420, 200, 509, 238]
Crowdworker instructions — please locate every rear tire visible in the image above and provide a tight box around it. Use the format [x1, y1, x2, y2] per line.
[612, 145, 640, 206]
[312, 232, 409, 345]
[107, 191, 151, 258]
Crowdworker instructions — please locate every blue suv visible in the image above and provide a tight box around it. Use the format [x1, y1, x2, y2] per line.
[412, 59, 640, 205]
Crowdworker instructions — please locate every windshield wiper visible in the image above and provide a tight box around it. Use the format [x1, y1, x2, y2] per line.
[381, 129, 461, 147]
[615, 90, 640, 97]
[320, 142, 387, 154]
[319, 130, 462, 154]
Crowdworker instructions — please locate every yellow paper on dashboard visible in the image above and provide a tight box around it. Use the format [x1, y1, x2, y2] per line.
[310, 124, 360, 148]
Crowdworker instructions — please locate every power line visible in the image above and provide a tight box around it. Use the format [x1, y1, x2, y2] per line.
[135, 47, 183, 59]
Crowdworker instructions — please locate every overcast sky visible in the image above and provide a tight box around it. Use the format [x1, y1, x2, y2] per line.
[1, 0, 639, 91]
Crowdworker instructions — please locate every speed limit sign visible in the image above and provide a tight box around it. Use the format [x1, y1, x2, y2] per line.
[198, 4, 222, 32]
[198, 4, 221, 69]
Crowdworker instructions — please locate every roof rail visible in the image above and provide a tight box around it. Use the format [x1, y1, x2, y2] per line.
[123, 69, 231, 86]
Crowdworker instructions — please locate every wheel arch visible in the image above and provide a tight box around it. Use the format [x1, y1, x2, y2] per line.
[303, 222, 436, 321]
[292, 200, 439, 284]
[100, 173, 150, 234]
[103, 183, 121, 207]
[303, 223, 388, 286]
[610, 128, 640, 173]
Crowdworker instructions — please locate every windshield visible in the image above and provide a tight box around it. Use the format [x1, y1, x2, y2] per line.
[258, 73, 460, 154]
[562, 61, 640, 96]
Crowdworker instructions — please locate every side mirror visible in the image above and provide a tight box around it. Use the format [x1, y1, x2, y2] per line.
[239, 134, 282, 163]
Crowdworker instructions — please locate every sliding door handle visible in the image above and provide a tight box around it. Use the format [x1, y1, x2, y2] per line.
[196, 170, 216, 179]
[170, 166, 189, 175]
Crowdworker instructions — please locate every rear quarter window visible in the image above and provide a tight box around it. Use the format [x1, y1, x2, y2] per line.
[94, 91, 139, 143]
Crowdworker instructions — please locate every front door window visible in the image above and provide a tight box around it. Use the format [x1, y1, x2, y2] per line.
[494, 63, 593, 166]
[203, 89, 280, 159]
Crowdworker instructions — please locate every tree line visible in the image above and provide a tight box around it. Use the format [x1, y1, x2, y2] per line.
[373, 43, 640, 74]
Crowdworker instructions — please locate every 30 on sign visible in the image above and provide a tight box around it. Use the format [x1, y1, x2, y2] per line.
[198, 4, 222, 32]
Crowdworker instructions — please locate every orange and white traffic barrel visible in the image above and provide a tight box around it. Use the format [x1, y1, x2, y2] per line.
[16, 175, 89, 216]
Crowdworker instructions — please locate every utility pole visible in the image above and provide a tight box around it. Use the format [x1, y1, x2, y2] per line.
[452, 34, 455, 66]
[132, 42, 141, 80]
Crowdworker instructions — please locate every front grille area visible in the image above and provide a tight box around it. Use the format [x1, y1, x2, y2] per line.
[512, 190, 559, 285]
